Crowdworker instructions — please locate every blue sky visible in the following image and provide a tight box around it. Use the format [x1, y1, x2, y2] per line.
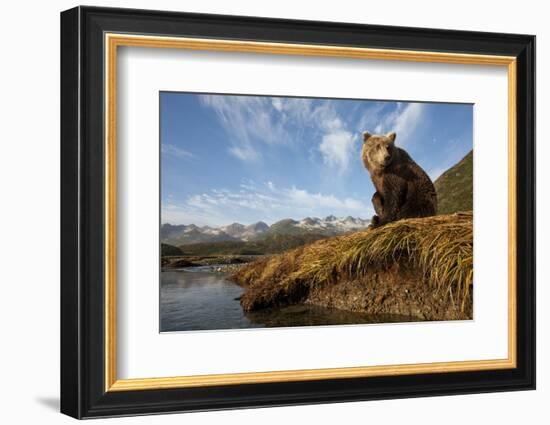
[161, 92, 472, 226]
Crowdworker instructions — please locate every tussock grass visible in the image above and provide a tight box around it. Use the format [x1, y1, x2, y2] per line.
[232, 212, 473, 312]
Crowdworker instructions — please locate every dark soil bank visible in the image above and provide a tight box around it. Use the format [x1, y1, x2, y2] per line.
[304, 266, 472, 321]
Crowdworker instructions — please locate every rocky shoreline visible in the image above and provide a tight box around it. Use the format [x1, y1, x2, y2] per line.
[161, 254, 262, 273]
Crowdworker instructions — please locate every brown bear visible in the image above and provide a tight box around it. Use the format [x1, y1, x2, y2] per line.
[361, 131, 437, 227]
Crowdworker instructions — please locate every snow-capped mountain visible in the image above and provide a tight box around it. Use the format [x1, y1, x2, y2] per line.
[295, 215, 370, 232]
[161, 216, 369, 246]
[221, 221, 270, 240]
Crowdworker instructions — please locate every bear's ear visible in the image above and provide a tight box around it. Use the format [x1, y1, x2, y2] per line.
[386, 132, 396, 143]
[362, 131, 372, 142]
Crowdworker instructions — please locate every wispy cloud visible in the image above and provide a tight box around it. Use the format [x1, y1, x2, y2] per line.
[161, 144, 195, 159]
[307, 102, 357, 172]
[319, 130, 357, 170]
[372, 102, 424, 144]
[354, 102, 388, 134]
[198, 95, 290, 162]
[162, 180, 371, 226]
[198, 95, 359, 172]
[228, 145, 259, 162]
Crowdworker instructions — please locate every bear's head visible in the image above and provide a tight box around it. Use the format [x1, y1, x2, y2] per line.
[361, 131, 397, 171]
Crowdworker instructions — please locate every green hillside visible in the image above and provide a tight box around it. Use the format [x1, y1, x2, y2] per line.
[434, 150, 473, 215]
[161, 243, 183, 256]
[179, 233, 327, 256]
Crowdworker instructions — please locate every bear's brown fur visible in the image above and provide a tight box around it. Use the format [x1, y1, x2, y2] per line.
[361, 131, 437, 227]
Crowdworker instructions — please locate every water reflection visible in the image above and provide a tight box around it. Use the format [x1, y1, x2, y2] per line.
[160, 269, 416, 332]
[160, 270, 261, 332]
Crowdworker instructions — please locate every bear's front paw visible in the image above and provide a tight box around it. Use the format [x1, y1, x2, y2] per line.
[369, 215, 380, 229]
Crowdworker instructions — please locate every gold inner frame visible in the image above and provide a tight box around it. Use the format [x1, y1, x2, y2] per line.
[104, 33, 517, 392]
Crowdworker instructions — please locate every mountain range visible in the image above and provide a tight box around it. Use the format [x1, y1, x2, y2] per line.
[161, 215, 370, 246]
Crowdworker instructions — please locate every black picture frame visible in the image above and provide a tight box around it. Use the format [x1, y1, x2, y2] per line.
[61, 5, 535, 419]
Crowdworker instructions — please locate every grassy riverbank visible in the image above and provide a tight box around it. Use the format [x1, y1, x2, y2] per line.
[231, 212, 473, 321]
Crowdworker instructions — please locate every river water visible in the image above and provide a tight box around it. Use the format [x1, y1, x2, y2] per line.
[160, 267, 414, 332]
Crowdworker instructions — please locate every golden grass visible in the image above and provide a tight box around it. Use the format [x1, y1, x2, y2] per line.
[232, 212, 473, 312]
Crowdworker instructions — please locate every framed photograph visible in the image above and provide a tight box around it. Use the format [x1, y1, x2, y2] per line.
[60, 6, 535, 419]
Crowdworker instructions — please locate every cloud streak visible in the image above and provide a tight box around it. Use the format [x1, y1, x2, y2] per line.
[161, 144, 195, 159]
[198, 95, 289, 162]
[372, 102, 424, 144]
[162, 181, 372, 226]
[319, 130, 357, 170]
